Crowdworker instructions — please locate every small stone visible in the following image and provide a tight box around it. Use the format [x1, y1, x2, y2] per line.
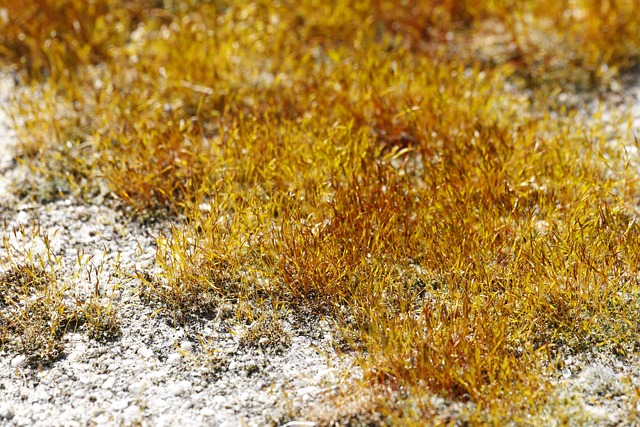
[314, 368, 332, 381]
[0, 404, 14, 420]
[201, 407, 216, 417]
[123, 405, 141, 423]
[111, 399, 129, 411]
[212, 395, 227, 406]
[297, 386, 319, 397]
[168, 380, 192, 396]
[16, 211, 29, 224]
[166, 353, 181, 365]
[93, 414, 110, 425]
[13, 415, 33, 427]
[146, 370, 167, 381]
[32, 410, 47, 422]
[584, 405, 608, 420]
[137, 347, 155, 359]
[66, 344, 88, 363]
[254, 393, 272, 404]
[101, 376, 116, 390]
[10, 354, 26, 368]
[179, 341, 193, 351]
[128, 380, 147, 394]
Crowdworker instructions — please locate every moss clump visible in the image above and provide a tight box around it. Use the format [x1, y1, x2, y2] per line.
[4, 0, 640, 423]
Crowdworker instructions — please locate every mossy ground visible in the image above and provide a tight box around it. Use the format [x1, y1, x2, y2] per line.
[2, 0, 640, 424]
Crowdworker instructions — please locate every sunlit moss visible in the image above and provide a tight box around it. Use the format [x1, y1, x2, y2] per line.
[3, 0, 640, 424]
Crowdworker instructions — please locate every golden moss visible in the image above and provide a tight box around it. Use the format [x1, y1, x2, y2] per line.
[3, 0, 640, 423]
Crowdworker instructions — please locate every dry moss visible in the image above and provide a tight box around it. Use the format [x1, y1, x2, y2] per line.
[0, 227, 122, 365]
[0, 263, 67, 365]
[3, 0, 640, 423]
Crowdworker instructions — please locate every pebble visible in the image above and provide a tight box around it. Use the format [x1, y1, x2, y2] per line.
[314, 368, 332, 381]
[123, 404, 141, 423]
[92, 414, 110, 425]
[101, 376, 116, 390]
[583, 404, 608, 420]
[128, 380, 147, 394]
[111, 399, 129, 411]
[254, 393, 272, 404]
[168, 380, 192, 397]
[138, 347, 155, 359]
[13, 415, 33, 426]
[66, 344, 88, 363]
[10, 354, 26, 368]
[201, 407, 216, 417]
[297, 386, 319, 397]
[146, 370, 167, 381]
[15, 210, 29, 224]
[212, 395, 227, 406]
[166, 353, 182, 365]
[0, 404, 14, 420]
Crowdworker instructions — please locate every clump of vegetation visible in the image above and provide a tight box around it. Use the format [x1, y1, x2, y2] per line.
[0, 0, 158, 78]
[78, 294, 121, 342]
[0, 263, 69, 365]
[189, 335, 230, 379]
[4, 0, 640, 423]
[239, 306, 292, 353]
[0, 226, 121, 365]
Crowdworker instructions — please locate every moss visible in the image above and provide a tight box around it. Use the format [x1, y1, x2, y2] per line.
[3, 0, 640, 423]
